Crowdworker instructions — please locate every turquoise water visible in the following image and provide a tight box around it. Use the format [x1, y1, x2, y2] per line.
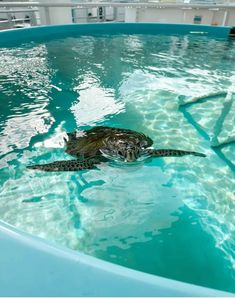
[0, 33, 235, 293]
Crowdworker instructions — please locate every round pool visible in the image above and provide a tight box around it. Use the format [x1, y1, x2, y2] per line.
[0, 23, 234, 296]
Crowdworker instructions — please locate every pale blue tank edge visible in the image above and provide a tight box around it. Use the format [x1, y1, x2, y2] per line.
[0, 220, 233, 297]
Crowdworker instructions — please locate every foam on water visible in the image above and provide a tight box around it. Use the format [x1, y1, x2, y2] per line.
[0, 34, 235, 293]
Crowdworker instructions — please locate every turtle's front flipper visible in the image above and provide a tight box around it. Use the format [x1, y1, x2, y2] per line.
[27, 159, 99, 172]
[146, 149, 206, 158]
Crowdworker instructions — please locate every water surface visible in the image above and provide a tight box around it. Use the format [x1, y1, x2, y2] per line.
[0, 33, 235, 293]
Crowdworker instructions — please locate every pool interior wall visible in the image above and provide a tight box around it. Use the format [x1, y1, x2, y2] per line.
[0, 22, 231, 47]
[0, 23, 233, 296]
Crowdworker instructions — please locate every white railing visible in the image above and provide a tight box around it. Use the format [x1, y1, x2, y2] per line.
[0, 1, 235, 29]
[1, 1, 235, 8]
[0, 7, 39, 29]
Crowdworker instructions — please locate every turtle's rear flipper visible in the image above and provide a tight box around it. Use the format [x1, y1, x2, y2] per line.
[27, 159, 99, 172]
[147, 149, 206, 158]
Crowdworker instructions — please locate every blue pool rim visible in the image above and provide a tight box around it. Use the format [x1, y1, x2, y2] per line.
[0, 23, 233, 296]
[0, 22, 231, 46]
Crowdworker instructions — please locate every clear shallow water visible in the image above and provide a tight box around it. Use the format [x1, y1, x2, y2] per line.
[0, 33, 235, 293]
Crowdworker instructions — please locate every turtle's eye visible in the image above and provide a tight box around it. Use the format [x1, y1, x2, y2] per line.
[118, 150, 123, 156]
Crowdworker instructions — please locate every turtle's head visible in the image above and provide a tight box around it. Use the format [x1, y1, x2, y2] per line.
[101, 138, 148, 162]
[117, 145, 141, 162]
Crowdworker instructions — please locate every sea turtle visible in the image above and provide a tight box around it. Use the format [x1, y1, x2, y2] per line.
[27, 126, 206, 172]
